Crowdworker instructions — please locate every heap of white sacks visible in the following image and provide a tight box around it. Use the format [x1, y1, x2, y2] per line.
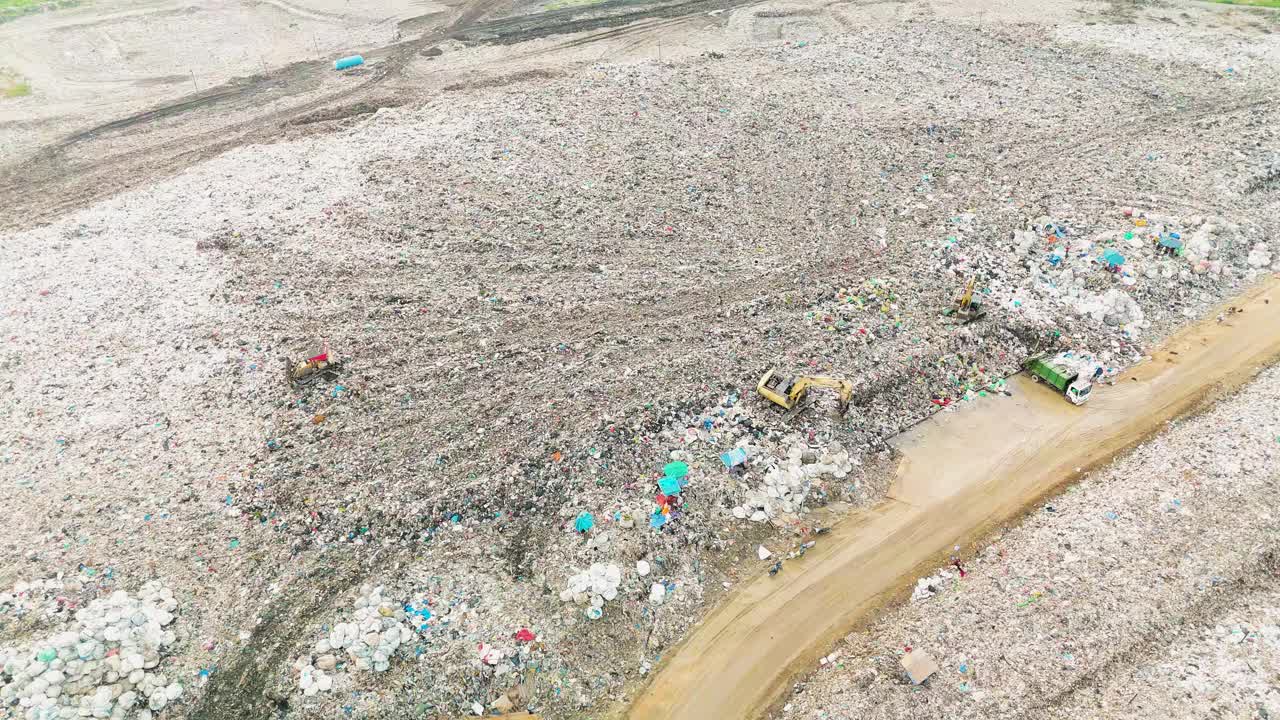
[559, 564, 622, 619]
[294, 584, 416, 695]
[0, 582, 182, 720]
[735, 442, 856, 521]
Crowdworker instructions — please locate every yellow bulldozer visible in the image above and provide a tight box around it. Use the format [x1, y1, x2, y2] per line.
[757, 368, 853, 422]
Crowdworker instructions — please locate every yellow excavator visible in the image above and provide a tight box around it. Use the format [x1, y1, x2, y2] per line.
[943, 276, 987, 324]
[757, 368, 853, 421]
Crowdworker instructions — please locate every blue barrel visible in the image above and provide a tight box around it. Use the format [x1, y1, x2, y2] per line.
[334, 55, 364, 71]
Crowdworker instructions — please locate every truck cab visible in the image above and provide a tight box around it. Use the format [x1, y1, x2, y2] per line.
[1065, 379, 1092, 405]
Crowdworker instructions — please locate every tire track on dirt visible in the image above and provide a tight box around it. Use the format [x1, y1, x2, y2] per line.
[0, 0, 753, 231]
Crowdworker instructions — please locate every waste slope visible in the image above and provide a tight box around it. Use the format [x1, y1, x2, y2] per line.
[625, 276, 1280, 720]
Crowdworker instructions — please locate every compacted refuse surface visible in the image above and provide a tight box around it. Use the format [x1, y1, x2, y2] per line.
[1, 0, 1279, 718]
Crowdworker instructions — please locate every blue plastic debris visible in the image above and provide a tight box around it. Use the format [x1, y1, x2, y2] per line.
[405, 603, 432, 630]
[658, 476, 682, 495]
[1102, 249, 1125, 267]
[334, 55, 364, 71]
[331, 384, 347, 398]
[720, 447, 748, 469]
[574, 512, 595, 532]
[650, 512, 667, 529]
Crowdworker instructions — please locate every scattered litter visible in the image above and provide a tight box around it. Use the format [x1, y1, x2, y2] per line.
[910, 570, 953, 602]
[648, 583, 666, 605]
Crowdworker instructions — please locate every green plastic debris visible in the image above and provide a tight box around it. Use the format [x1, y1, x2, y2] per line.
[663, 461, 689, 479]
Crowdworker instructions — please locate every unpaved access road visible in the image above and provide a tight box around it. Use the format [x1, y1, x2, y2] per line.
[625, 276, 1280, 720]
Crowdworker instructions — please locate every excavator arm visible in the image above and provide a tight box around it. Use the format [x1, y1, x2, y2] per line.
[957, 277, 976, 311]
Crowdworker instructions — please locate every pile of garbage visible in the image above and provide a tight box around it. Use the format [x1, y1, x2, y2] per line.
[295, 584, 417, 695]
[1012, 211, 1255, 334]
[909, 570, 956, 603]
[559, 564, 623, 620]
[0, 582, 182, 720]
[3, 10, 1277, 720]
[735, 440, 856, 521]
[1247, 242, 1272, 269]
[0, 578, 69, 621]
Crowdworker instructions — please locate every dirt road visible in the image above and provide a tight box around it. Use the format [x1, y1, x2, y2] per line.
[625, 277, 1280, 720]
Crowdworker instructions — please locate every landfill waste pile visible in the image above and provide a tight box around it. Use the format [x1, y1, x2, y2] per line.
[736, 441, 857, 521]
[0, 583, 182, 720]
[297, 584, 415, 695]
[908, 570, 954, 604]
[1042, 585, 1280, 720]
[0, 578, 72, 624]
[560, 564, 622, 619]
[780, 363, 1280, 720]
[1, 2, 1278, 719]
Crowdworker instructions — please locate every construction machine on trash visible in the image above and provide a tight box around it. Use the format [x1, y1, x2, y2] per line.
[942, 276, 986, 324]
[757, 368, 853, 422]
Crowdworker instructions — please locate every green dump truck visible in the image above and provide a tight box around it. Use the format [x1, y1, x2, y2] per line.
[1025, 352, 1094, 405]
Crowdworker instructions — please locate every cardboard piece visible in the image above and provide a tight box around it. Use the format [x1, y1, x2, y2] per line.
[900, 649, 939, 685]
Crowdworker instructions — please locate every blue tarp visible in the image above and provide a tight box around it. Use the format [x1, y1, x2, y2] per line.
[721, 447, 749, 468]
[663, 461, 689, 479]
